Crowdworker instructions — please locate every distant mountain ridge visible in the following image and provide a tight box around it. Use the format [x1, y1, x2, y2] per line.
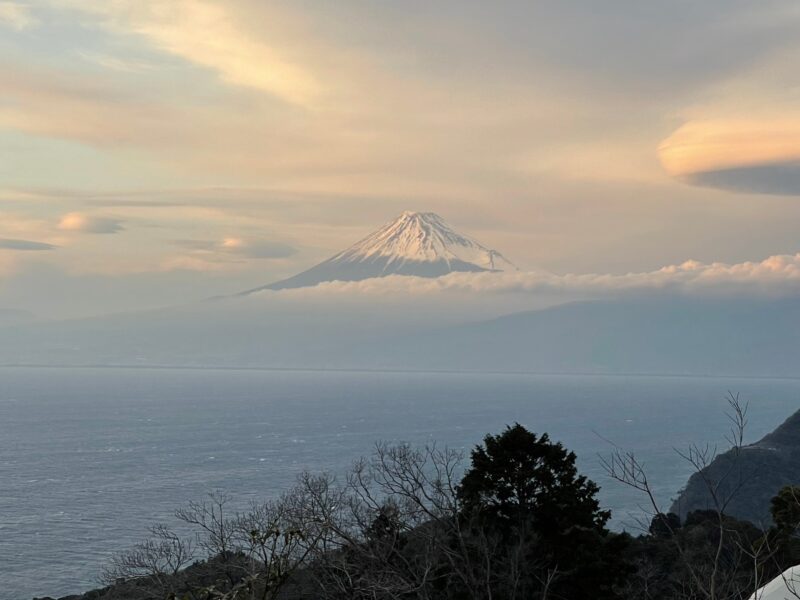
[352, 296, 800, 376]
[244, 211, 515, 292]
[2, 295, 799, 377]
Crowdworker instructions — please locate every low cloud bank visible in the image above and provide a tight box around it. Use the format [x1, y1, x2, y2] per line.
[258, 252, 800, 298]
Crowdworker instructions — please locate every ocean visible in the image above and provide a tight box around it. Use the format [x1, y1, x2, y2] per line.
[1, 367, 799, 599]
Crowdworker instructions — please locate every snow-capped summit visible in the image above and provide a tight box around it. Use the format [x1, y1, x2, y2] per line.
[334, 211, 515, 271]
[246, 211, 515, 292]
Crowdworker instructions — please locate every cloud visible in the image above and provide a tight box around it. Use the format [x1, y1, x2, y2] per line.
[659, 119, 800, 195]
[167, 236, 297, 271]
[0, 2, 38, 30]
[219, 237, 296, 259]
[260, 252, 800, 298]
[11, 0, 776, 204]
[60, 0, 320, 107]
[14, 0, 687, 195]
[0, 66, 183, 147]
[57, 212, 124, 234]
[175, 238, 296, 258]
[684, 161, 800, 196]
[77, 51, 157, 73]
[658, 39, 800, 196]
[0, 238, 56, 251]
[659, 119, 800, 178]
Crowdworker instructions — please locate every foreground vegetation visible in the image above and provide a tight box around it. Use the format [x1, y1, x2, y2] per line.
[40, 400, 800, 600]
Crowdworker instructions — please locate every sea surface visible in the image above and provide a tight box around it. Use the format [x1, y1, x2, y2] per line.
[1, 367, 799, 599]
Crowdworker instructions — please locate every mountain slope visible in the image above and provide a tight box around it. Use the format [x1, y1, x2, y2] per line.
[671, 408, 800, 526]
[352, 296, 800, 376]
[245, 211, 515, 292]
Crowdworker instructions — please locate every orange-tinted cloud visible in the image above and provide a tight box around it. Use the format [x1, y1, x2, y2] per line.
[58, 212, 124, 234]
[659, 119, 800, 179]
[59, 0, 320, 108]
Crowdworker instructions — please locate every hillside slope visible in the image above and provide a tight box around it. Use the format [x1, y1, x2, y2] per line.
[671, 409, 800, 525]
[358, 296, 800, 377]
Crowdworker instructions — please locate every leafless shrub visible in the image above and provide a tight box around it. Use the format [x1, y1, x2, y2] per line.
[101, 523, 194, 595]
[602, 392, 777, 600]
[296, 442, 555, 600]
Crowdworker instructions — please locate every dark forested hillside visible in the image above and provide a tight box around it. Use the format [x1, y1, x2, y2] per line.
[671, 409, 800, 525]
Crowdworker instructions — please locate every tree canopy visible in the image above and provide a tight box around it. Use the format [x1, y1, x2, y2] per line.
[457, 423, 629, 600]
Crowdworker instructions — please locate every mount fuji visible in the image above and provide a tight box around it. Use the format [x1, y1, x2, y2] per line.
[245, 211, 516, 292]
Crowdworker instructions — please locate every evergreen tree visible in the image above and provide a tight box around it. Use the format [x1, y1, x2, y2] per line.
[772, 486, 800, 534]
[457, 423, 630, 599]
[649, 512, 681, 538]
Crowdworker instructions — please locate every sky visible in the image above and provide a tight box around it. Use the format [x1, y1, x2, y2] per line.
[2, 0, 800, 318]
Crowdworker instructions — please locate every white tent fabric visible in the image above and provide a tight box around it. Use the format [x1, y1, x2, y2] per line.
[751, 566, 800, 600]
